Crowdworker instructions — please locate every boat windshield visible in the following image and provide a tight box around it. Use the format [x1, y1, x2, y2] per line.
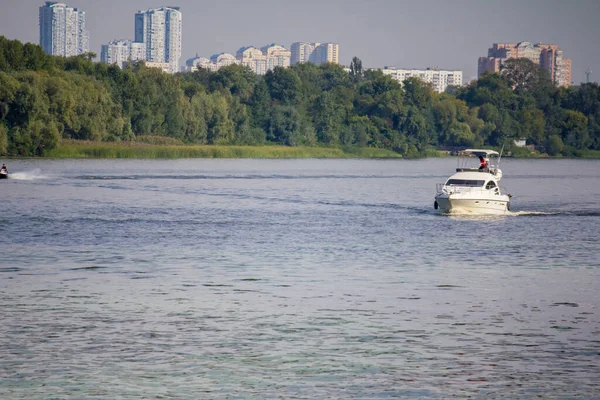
[446, 179, 485, 187]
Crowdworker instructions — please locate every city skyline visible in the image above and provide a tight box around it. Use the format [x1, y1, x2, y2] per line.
[1, 0, 599, 84]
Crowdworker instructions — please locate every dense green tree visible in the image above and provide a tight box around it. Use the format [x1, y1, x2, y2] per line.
[183, 91, 208, 144]
[403, 77, 434, 109]
[545, 135, 564, 156]
[209, 64, 256, 102]
[318, 63, 351, 91]
[401, 106, 429, 150]
[563, 83, 600, 116]
[249, 78, 271, 131]
[291, 62, 322, 98]
[501, 58, 548, 92]
[344, 116, 375, 147]
[0, 124, 7, 154]
[349, 56, 363, 82]
[562, 110, 589, 149]
[268, 105, 302, 146]
[27, 119, 61, 155]
[203, 92, 234, 145]
[229, 96, 263, 145]
[312, 91, 344, 145]
[0, 37, 25, 71]
[265, 67, 302, 105]
[0, 72, 18, 120]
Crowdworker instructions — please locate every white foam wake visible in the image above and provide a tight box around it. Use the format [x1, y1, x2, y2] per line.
[7, 169, 48, 181]
[507, 210, 559, 216]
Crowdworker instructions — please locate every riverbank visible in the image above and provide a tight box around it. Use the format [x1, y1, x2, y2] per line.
[41, 139, 409, 159]
[9, 139, 600, 160]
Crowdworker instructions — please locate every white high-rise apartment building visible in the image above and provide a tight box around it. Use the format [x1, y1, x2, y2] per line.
[381, 67, 463, 93]
[236, 46, 267, 75]
[261, 44, 291, 70]
[39, 1, 89, 57]
[310, 43, 339, 65]
[134, 7, 182, 73]
[290, 42, 318, 65]
[100, 40, 145, 69]
[290, 42, 339, 66]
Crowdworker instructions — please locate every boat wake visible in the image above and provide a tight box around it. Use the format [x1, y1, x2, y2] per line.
[442, 210, 509, 221]
[508, 210, 600, 217]
[507, 210, 559, 217]
[7, 169, 47, 181]
[439, 209, 600, 219]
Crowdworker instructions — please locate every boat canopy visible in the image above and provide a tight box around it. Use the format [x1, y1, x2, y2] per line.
[462, 149, 500, 157]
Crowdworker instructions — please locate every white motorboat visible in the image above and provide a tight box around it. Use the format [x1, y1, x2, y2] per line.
[434, 149, 511, 214]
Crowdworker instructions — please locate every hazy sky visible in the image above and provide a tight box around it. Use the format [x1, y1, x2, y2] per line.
[1, 0, 599, 83]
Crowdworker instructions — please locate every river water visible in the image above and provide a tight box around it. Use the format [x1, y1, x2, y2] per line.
[1, 158, 599, 399]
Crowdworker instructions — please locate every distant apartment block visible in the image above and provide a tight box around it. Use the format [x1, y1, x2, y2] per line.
[100, 40, 144, 68]
[184, 53, 239, 72]
[184, 56, 213, 72]
[143, 61, 171, 74]
[185, 41, 338, 75]
[39, 1, 89, 57]
[236, 46, 268, 75]
[261, 44, 291, 70]
[478, 42, 571, 86]
[382, 67, 463, 93]
[210, 53, 239, 68]
[310, 43, 339, 65]
[290, 42, 339, 65]
[184, 56, 212, 72]
[186, 44, 292, 75]
[134, 7, 182, 73]
[291, 42, 317, 64]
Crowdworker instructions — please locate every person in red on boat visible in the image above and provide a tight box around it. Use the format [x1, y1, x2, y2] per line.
[478, 156, 488, 171]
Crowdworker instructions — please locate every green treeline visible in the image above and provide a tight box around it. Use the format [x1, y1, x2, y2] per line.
[1, 36, 600, 157]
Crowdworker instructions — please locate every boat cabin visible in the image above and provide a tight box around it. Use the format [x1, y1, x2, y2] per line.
[445, 178, 497, 189]
[455, 149, 501, 173]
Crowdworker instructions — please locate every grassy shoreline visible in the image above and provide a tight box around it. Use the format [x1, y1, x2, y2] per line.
[14, 140, 600, 160]
[42, 140, 405, 159]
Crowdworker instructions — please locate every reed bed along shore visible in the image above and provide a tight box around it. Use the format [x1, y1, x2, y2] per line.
[43, 140, 404, 159]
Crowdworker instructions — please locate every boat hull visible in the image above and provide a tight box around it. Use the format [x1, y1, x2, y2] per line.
[0, 172, 7, 179]
[434, 194, 509, 215]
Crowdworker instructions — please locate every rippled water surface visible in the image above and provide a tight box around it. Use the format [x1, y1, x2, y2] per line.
[1, 158, 599, 399]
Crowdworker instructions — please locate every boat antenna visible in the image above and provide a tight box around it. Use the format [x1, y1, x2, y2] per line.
[498, 143, 505, 166]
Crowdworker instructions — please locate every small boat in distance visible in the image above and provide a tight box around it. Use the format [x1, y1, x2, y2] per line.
[434, 149, 511, 214]
[0, 163, 7, 179]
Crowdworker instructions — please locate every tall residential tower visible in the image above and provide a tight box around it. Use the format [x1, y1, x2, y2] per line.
[290, 42, 339, 66]
[310, 43, 339, 65]
[134, 7, 182, 73]
[291, 42, 317, 65]
[39, 1, 89, 57]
